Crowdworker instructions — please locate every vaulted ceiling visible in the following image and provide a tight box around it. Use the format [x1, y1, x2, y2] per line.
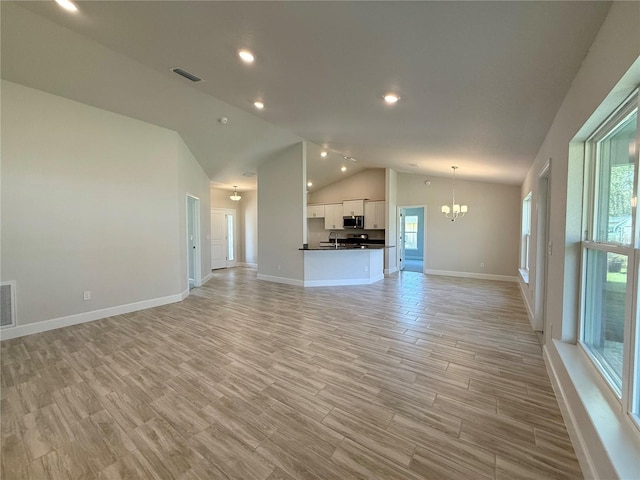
[2, 1, 611, 191]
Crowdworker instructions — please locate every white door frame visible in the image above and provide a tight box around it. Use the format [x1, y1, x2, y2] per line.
[224, 209, 237, 268]
[187, 194, 202, 289]
[210, 208, 237, 269]
[534, 160, 551, 335]
[397, 204, 427, 273]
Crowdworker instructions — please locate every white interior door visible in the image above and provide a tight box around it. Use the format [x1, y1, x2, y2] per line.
[535, 163, 551, 334]
[398, 209, 405, 271]
[187, 195, 201, 288]
[211, 209, 227, 270]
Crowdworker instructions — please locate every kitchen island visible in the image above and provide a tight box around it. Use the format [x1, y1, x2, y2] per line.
[300, 245, 389, 287]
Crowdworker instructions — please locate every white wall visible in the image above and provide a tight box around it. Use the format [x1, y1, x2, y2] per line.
[240, 190, 258, 265]
[257, 142, 306, 284]
[1, 80, 210, 335]
[397, 172, 520, 278]
[518, 2, 640, 478]
[307, 168, 385, 204]
[178, 140, 211, 289]
[385, 168, 398, 274]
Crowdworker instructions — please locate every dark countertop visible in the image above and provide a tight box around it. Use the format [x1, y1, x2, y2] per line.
[300, 245, 394, 251]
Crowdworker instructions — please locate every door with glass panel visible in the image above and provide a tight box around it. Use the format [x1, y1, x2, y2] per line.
[210, 208, 236, 270]
[398, 206, 425, 273]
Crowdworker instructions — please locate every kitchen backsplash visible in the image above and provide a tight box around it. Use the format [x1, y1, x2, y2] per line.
[307, 218, 385, 247]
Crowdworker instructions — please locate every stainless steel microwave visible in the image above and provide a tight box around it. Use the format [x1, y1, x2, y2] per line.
[343, 216, 364, 229]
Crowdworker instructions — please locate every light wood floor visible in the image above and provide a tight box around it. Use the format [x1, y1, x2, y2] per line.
[1, 267, 583, 480]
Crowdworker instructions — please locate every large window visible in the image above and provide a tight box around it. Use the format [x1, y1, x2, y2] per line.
[582, 90, 639, 426]
[404, 215, 418, 250]
[521, 192, 532, 274]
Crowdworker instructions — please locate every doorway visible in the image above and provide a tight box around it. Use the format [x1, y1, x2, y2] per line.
[399, 206, 426, 273]
[211, 208, 237, 270]
[187, 195, 201, 290]
[534, 161, 551, 338]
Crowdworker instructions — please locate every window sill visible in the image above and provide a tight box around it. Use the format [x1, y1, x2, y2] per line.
[550, 340, 640, 479]
[518, 268, 529, 285]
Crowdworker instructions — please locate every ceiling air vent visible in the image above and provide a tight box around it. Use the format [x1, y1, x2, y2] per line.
[171, 67, 203, 83]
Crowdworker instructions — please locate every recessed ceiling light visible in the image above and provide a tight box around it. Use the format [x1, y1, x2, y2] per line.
[384, 93, 401, 104]
[307, 181, 313, 187]
[238, 50, 255, 64]
[341, 166, 347, 172]
[254, 101, 264, 110]
[320, 151, 328, 158]
[55, 0, 78, 12]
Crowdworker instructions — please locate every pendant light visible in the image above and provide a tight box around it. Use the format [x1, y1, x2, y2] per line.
[229, 186, 242, 202]
[441, 166, 468, 221]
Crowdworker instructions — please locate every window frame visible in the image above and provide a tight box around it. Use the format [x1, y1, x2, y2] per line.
[580, 89, 639, 426]
[520, 192, 532, 282]
[404, 214, 419, 251]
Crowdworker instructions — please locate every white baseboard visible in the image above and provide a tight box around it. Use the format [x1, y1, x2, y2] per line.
[201, 272, 213, 284]
[304, 274, 384, 287]
[423, 269, 517, 283]
[384, 266, 399, 275]
[518, 280, 535, 327]
[0, 293, 184, 341]
[237, 262, 258, 268]
[256, 274, 304, 287]
[543, 344, 598, 480]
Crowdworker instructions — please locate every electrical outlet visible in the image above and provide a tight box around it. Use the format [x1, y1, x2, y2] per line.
[480, 262, 485, 268]
[277, 265, 281, 271]
[83, 291, 91, 301]
[364, 265, 369, 272]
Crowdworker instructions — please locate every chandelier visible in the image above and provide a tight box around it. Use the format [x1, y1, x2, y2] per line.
[441, 166, 468, 221]
[229, 186, 242, 202]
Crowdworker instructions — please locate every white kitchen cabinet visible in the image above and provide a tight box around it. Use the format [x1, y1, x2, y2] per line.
[324, 203, 344, 230]
[365, 201, 386, 229]
[307, 204, 325, 219]
[342, 200, 364, 217]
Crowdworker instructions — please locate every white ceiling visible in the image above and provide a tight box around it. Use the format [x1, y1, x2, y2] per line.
[2, 1, 611, 191]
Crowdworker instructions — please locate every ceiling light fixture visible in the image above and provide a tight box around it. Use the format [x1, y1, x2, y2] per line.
[218, 116, 228, 125]
[384, 93, 400, 104]
[238, 50, 255, 64]
[229, 186, 242, 202]
[55, 0, 78, 12]
[341, 166, 347, 172]
[441, 166, 468, 221]
[254, 101, 264, 110]
[307, 181, 313, 187]
[320, 151, 328, 158]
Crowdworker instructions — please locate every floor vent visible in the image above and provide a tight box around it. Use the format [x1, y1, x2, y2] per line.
[170, 67, 204, 83]
[1, 281, 16, 328]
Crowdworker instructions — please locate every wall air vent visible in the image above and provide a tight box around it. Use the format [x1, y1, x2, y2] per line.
[171, 67, 204, 83]
[242, 172, 256, 177]
[1, 281, 16, 328]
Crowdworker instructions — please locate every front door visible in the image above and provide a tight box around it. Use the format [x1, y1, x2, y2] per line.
[211, 209, 227, 269]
